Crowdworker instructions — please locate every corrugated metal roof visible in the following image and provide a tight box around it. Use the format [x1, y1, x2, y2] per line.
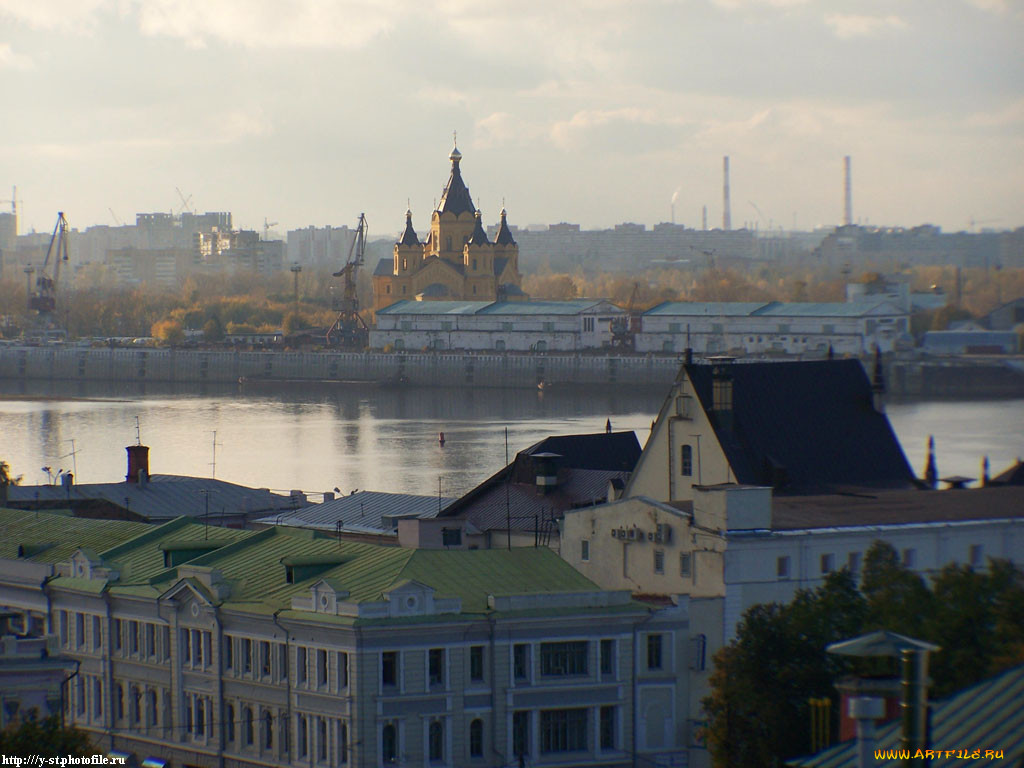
[787, 664, 1024, 767]
[255, 491, 456, 533]
[476, 300, 617, 315]
[375, 300, 493, 315]
[7, 475, 296, 521]
[753, 301, 902, 317]
[0, 508, 150, 564]
[644, 301, 771, 316]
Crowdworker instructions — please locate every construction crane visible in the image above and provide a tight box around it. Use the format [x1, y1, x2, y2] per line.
[175, 187, 195, 215]
[326, 213, 369, 348]
[28, 212, 70, 318]
[610, 281, 640, 350]
[262, 217, 278, 241]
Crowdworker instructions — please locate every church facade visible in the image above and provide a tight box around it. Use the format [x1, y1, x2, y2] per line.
[371, 145, 527, 311]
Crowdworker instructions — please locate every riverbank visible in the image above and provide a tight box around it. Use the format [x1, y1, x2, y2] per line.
[2, 344, 1023, 397]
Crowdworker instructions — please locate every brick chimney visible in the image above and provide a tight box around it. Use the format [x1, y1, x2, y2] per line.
[126, 444, 150, 484]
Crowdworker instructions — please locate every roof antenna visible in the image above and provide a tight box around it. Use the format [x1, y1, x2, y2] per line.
[134, 416, 141, 446]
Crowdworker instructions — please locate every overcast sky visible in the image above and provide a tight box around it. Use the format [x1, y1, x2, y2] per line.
[1, 0, 1021, 238]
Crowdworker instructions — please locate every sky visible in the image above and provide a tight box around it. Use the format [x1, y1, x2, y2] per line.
[1, 0, 1022, 239]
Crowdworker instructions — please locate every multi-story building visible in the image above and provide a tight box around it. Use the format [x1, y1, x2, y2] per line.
[0, 508, 691, 768]
[372, 145, 526, 311]
[370, 299, 623, 352]
[635, 300, 910, 355]
[287, 225, 357, 270]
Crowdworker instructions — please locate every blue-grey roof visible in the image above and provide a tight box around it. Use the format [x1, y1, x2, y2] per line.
[375, 299, 617, 316]
[7, 475, 296, 521]
[644, 301, 771, 316]
[642, 301, 903, 318]
[376, 300, 494, 315]
[254, 490, 456, 534]
[787, 664, 1024, 767]
[373, 258, 393, 276]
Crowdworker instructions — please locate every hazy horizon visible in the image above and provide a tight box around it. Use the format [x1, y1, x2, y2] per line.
[1, 0, 1022, 238]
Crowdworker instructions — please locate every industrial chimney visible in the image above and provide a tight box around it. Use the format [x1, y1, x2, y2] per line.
[844, 156, 852, 226]
[722, 156, 732, 231]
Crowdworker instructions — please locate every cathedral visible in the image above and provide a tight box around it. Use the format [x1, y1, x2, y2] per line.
[371, 144, 527, 310]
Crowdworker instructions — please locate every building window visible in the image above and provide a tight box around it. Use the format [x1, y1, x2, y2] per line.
[297, 647, 307, 685]
[470, 646, 485, 682]
[540, 708, 587, 753]
[681, 444, 693, 476]
[297, 715, 308, 758]
[93, 678, 103, 718]
[244, 706, 254, 745]
[472, 258, 478, 270]
[195, 698, 205, 737]
[262, 641, 273, 678]
[147, 690, 157, 727]
[75, 613, 84, 648]
[317, 648, 328, 687]
[540, 641, 588, 676]
[429, 648, 445, 688]
[225, 703, 235, 743]
[279, 643, 288, 681]
[512, 711, 530, 757]
[970, 544, 983, 567]
[263, 711, 273, 750]
[58, 611, 68, 646]
[243, 638, 252, 673]
[902, 548, 916, 568]
[338, 651, 349, 689]
[382, 723, 397, 763]
[339, 721, 349, 764]
[382, 651, 398, 688]
[820, 553, 835, 574]
[442, 527, 462, 547]
[680, 552, 692, 578]
[581, 539, 590, 562]
[513, 644, 530, 681]
[777, 556, 791, 579]
[145, 623, 155, 657]
[600, 706, 616, 750]
[469, 718, 484, 757]
[646, 634, 663, 670]
[428, 720, 444, 762]
[848, 551, 862, 575]
[129, 621, 139, 655]
[92, 616, 101, 650]
[654, 549, 665, 574]
[690, 633, 707, 671]
[318, 718, 327, 761]
[600, 639, 615, 676]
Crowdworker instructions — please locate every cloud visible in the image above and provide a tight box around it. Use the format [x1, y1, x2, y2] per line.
[0, 0, 112, 33]
[474, 112, 546, 148]
[967, 99, 1024, 128]
[711, 0, 809, 9]
[549, 108, 692, 151]
[824, 13, 908, 39]
[964, 0, 1008, 11]
[0, 42, 32, 69]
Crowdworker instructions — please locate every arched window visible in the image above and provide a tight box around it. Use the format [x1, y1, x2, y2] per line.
[382, 723, 397, 763]
[428, 720, 443, 761]
[244, 706, 254, 745]
[469, 718, 484, 757]
[264, 710, 274, 749]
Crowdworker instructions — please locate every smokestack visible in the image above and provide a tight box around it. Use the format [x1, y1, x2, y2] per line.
[723, 156, 732, 230]
[702, 205, 708, 231]
[844, 156, 852, 226]
[126, 444, 150, 484]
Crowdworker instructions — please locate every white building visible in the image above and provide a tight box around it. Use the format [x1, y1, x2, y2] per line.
[636, 300, 909, 355]
[371, 299, 624, 351]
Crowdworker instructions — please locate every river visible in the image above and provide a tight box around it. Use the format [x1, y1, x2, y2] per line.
[1, 379, 1021, 498]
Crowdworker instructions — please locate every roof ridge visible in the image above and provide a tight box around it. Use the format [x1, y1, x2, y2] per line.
[99, 516, 192, 561]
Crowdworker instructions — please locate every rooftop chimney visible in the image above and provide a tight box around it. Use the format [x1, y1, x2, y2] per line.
[126, 444, 150, 484]
[722, 156, 732, 231]
[850, 697, 884, 768]
[532, 452, 562, 495]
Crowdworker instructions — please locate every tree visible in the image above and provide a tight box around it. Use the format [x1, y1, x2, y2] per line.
[151, 318, 184, 346]
[861, 540, 933, 636]
[703, 571, 864, 767]
[202, 316, 224, 342]
[0, 715, 93, 756]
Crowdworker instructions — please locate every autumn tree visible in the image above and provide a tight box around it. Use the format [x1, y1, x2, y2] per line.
[0, 715, 93, 757]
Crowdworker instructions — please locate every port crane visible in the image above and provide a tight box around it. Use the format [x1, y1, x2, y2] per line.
[610, 281, 640, 350]
[28, 212, 70, 318]
[326, 213, 369, 348]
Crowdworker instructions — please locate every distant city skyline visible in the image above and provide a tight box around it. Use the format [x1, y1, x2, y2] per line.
[1, 0, 1021, 238]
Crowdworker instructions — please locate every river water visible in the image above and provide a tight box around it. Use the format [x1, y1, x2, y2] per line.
[1, 379, 1021, 498]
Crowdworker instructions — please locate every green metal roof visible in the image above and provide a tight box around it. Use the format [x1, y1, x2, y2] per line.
[0, 508, 150, 565]
[377, 299, 615, 317]
[376, 300, 493, 315]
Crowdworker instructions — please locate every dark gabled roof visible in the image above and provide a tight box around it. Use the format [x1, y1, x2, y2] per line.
[494, 256, 508, 276]
[991, 459, 1024, 486]
[398, 210, 420, 246]
[787, 664, 1024, 767]
[373, 258, 393, 277]
[418, 283, 453, 298]
[495, 209, 516, 245]
[518, 432, 642, 473]
[439, 432, 642, 530]
[438, 150, 475, 217]
[685, 359, 916, 493]
[467, 211, 490, 245]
